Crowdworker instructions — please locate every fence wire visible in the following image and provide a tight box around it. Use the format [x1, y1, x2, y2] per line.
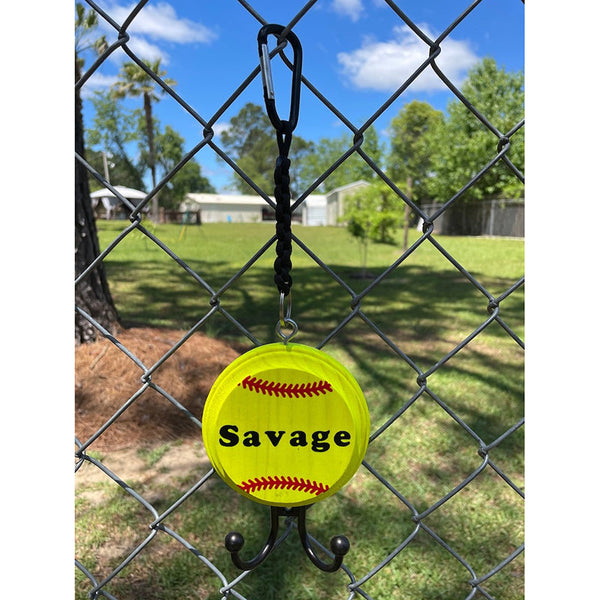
[75, 1, 524, 599]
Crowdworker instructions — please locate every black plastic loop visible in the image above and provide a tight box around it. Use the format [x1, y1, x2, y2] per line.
[257, 24, 303, 135]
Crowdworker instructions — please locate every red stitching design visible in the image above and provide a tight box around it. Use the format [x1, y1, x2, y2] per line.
[239, 475, 330, 496]
[239, 376, 333, 398]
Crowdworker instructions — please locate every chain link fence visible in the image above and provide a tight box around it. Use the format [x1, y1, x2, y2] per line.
[75, 1, 524, 598]
[420, 199, 524, 237]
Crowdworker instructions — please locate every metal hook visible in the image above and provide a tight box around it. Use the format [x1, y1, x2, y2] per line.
[296, 506, 350, 572]
[279, 291, 292, 327]
[225, 506, 283, 571]
[276, 318, 298, 344]
[276, 291, 298, 343]
[257, 24, 303, 135]
[225, 506, 349, 572]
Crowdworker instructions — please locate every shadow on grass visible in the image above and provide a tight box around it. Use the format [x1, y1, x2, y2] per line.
[102, 255, 523, 448]
[76, 472, 522, 600]
[103, 256, 523, 347]
[85, 239, 523, 599]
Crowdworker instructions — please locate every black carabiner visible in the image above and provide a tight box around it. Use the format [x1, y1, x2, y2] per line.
[257, 24, 303, 136]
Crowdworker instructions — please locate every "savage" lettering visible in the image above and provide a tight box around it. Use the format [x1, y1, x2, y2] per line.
[218, 425, 351, 452]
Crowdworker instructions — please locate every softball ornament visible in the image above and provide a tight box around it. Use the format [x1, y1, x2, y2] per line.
[202, 343, 369, 507]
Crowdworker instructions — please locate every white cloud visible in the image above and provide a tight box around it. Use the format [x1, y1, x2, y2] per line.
[337, 24, 479, 93]
[126, 36, 166, 63]
[80, 72, 118, 98]
[211, 122, 231, 138]
[99, 2, 217, 63]
[109, 2, 217, 44]
[332, 0, 364, 22]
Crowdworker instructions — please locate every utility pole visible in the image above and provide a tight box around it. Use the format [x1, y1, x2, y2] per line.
[102, 151, 111, 184]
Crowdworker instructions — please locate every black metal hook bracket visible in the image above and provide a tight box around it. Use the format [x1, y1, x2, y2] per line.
[224, 505, 350, 572]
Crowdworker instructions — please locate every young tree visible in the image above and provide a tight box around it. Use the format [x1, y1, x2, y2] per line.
[75, 3, 119, 343]
[428, 58, 524, 203]
[343, 181, 404, 275]
[388, 100, 444, 203]
[111, 59, 176, 220]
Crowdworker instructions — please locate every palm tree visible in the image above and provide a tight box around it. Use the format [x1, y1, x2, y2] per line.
[111, 59, 176, 221]
[75, 3, 119, 343]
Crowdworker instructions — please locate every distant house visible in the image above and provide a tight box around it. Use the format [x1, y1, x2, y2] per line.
[181, 191, 330, 225]
[179, 181, 523, 236]
[180, 182, 367, 226]
[302, 195, 328, 226]
[90, 186, 149, 220]
[180, 193, 266, 224]
[324, 181, 371, 225]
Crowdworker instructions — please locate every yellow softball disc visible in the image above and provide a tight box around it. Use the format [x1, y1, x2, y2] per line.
[202, 343, 369, 507]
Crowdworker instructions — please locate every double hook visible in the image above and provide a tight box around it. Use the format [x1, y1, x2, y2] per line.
[225, 505, 350, 572]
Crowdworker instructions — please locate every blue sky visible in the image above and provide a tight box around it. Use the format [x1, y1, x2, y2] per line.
[80, 0, 525, 192]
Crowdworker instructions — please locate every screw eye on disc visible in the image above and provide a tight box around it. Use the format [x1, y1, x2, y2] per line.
[202, 343, 370, 507]
[275, 318, 298, 343]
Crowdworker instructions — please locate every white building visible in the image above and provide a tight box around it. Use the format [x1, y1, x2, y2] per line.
[181, 193, 266, 224]
[181, 182, 369, 226]
[324, 181, 370, 226]
[90, 185, 149, 219]
[302, 194, 327, 226]
[181, 192, 330, 226]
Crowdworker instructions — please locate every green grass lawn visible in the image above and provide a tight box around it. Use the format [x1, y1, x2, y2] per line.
[76, 220, 524, 600]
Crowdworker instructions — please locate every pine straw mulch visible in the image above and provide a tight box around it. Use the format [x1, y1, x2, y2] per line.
[75, 327, 242, 452]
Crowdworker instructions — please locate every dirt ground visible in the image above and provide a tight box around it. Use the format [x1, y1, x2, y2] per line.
[75, 327, 241, 453]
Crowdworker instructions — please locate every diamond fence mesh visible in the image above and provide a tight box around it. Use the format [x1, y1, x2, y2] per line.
[75, 1, 524, 599]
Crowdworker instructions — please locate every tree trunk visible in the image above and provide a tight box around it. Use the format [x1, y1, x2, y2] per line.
[75, 58, 119, 344]
[144, 92, 159, 221]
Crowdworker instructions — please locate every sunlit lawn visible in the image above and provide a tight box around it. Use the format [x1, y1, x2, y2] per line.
[76, 220, 524, 600]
